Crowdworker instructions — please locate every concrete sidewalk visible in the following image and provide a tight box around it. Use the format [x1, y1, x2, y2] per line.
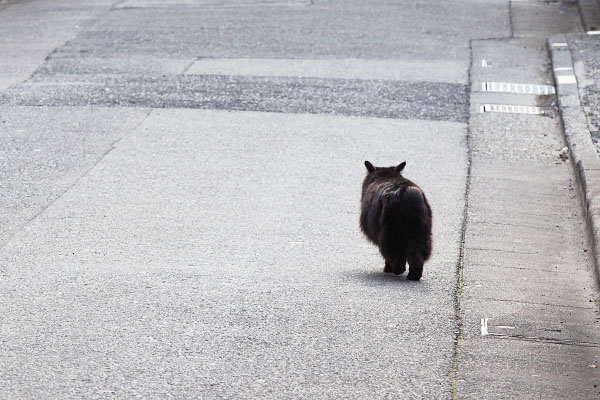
[457, 34, 600, 398]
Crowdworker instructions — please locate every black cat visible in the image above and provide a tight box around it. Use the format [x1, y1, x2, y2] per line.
[360, 161, 432, 280]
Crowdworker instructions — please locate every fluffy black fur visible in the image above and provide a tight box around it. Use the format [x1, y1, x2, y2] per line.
[360, 160, 432, 280]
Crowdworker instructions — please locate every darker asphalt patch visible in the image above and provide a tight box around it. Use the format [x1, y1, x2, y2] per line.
[0, 75, 468, 123]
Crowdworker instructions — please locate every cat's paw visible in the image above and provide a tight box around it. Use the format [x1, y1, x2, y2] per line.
[393, 264, 406, 275]
[406, 265, 423, 281]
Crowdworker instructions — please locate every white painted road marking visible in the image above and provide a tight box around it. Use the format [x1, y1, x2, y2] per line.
[557, 75, 577, 84]
[481, 81, 555, 95]
[480, 104, 545, 114]
[481, 318, 489, 336]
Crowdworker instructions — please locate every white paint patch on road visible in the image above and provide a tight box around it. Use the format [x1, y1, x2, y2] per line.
[556, 75, 577, 84]
[554, 67, 573, 72]
[481, 318, 489, 336]
[184, 57, 467, 84]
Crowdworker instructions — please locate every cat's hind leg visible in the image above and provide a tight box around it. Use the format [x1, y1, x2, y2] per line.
[393, 253, 406, 275]
[384, 260, 393, 273]
[406, 253, 424, 281]
[379, 229, 403, 275]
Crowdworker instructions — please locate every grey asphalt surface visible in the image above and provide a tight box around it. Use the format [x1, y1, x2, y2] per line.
[0, 75, 469, 122]
[1, 0, 600, 399]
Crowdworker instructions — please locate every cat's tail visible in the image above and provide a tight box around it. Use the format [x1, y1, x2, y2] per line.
[399, 186, 433, 261]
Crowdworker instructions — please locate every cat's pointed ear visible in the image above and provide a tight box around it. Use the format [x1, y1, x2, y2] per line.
[395, 161, 406, 172]
[364, 160, 375, 173]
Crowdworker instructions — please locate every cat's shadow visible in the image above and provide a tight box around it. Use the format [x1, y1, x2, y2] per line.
[350, 269, 432, 292]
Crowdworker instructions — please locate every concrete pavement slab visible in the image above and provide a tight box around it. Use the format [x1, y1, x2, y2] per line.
[0, 106, 151, 245]
[0, 110, 468, 398]
[459, 338, 600, 399]
[472, 38, 559, 85]
[475, 300, 600, 346]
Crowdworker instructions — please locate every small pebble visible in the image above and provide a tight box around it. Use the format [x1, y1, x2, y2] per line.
[558, 147, 569, 161]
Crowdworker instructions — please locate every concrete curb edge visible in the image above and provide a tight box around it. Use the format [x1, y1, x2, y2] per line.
[549, 34, 600, 283]
[576, 0, 600, 32]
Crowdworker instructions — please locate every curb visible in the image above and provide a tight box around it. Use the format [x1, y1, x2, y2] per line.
[549, 34, 600, 282]
[577, 0, 600, 32]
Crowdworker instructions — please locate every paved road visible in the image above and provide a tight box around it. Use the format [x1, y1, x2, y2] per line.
[1, 0, 598, 398]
